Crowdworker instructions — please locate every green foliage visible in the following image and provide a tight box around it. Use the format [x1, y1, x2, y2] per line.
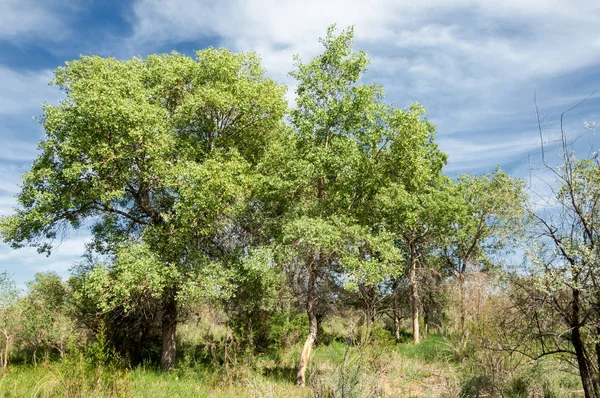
[441, 169, 527, 274]
[458, 361, 580, 398]
[84, 327, 111, 367]
[0, 272, 21, 368]
[79, 244, 180, 313]
[69, 259, 164, 365]
[230, 248, 286, 315]
[0, 272, 19, 310]
[19, 272, 76, 364]
[0, 46, 287, 305]
[396, 334, 448, 362]
[0, 46, 288, 369]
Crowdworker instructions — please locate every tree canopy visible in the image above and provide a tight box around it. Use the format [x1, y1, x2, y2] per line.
[0, 48, 287, 370]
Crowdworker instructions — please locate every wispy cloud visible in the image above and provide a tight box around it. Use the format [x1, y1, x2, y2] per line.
[0, 66, 60, 115]
[0, 235, 89, 283]
[0, 0, 79, 42]
[127, 0, 600, 171]
[128, 0, 600, 80]
[0, 141, 41, 163]
[439, 134, 542, 173]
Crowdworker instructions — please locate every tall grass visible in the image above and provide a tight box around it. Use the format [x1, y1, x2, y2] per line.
[0, 323, 583, 397]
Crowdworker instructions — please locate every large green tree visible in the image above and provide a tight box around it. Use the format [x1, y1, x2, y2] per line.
[281, 25, 445, 384]
[0, 49, 287, 370]
[375, 109, 447, 344]
[281, 26, 393, 385]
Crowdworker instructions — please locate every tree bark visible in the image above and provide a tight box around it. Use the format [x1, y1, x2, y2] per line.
[571, 289, 599, 398]
[297, 266, 318, 386]
[572, 326, 599, 398]
[596, 327, 600, 380]
[360, 284, 376, 331]
[409, 244, 419, 344]
[3, 335, 9, 369]
[392, 278, 401, 343]
[160, 290, 178, 371]
[459, 271, 466, 338]
[423, 307, 429, 337]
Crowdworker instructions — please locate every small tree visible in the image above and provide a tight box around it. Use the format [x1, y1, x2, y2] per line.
[377, 175, 448, 344]
[283, 25, 393, 386]
[20, 272, 74, 364]
[0, 272, 20, 369]
[440, 170, 525, 337]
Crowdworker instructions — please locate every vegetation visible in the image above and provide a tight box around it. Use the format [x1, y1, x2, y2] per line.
[0, 25, 597, 396]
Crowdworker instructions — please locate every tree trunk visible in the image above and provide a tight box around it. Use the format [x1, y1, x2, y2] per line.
[3, 335, 9, 369]
[572, 326, 599, 398]
[459, 271, 466, 338]
[423, 307, 429, 337]
[392, 278, 401, 343]
[570, 289, 599, 398]
[297, 267, 318, 386]
[361, 284, 376, 331]
[316, 313, 325, 345]
[160, 290, 178, 371]
[596, 327, 600, 379]
[409, 244, 419, 344]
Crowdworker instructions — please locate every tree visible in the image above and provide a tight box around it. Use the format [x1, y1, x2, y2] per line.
[376, 130, 447, 344]
[440, 170, 525, 337]
[20, 272, 73, 363]
[0, 272, 20, 369]
[0, 49, 287, 370]
[510, 99, 600, 398]
[281, 26, 394, 385]
[282, 25, 446, 384]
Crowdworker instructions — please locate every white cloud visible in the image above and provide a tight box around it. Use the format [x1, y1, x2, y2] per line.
[129, 0, 600, 80]
[0, 196, 17, 219]
[0, 0, 78, 41]
[129, 0, 404, 81]
[0, 162, 27, 193]
[0, 66, 60, 116]
[0, 235, 89, 284]
[0, 140, 40, 163]
[127, 0, 600, 172]
[0, 236, 88, 262]
[440, 134, 541, 172]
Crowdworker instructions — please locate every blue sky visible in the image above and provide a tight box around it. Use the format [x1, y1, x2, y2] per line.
[1, 0, 600, 284]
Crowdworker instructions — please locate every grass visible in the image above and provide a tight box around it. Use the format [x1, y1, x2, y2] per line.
[0, 331, 584, 397]
[396, 334, 450, 362]
[0, 334, 459, 397]
[0, 363, 311, 398]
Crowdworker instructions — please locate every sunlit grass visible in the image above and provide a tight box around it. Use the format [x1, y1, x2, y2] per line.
[0, 330, 583, 397]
